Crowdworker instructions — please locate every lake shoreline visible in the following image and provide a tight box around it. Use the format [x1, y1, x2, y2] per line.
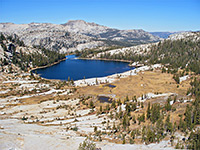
[29, 57, 67, 73]
[22, 55, 161, 87]
[32, 55, 133, 81]
[78, 57, 143, 67]
[74, 64, 162, 86]
[77, 57, 132, 63]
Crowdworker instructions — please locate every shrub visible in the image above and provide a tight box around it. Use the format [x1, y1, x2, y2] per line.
[78, 139, 96, 150]
[72, 126, 78, 131]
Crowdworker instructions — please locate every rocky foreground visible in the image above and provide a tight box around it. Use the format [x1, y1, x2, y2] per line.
[0, 63, 194, 149]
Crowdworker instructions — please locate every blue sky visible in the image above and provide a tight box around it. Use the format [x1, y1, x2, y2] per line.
[0, 0, 199, 31]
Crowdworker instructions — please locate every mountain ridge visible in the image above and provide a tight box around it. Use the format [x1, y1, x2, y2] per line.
[0, 20, 161, 52]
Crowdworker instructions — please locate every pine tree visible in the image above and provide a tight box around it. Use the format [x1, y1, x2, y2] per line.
[147, 102, 151, 119]
[111, 100, 116, 108]
[141, 102, 144, 108]
[125, 95, 129, 103]
[138, 113, 145, 124]
[125, 103, 131, 116]
[165, 97, 172, 111]
[131, 102, 137, 111]
[122, 113, 130, 129]
[95, 78, 98, 85]
[142, 126, 146, 141]
[122, 137, 126, 144]
[150, 103, 160, 124]
[165, 114, 173, 133]
[94, 126, 97, 132]
[112, 122, 116, 130]
[89, 100, 94, 109]
[132, 115, 136, 124]
[156, 118, 164, 141]
[117, 99, 122, 106]
[188, 130, 200, 150]
[100, 105, 103, 114]
[185, 104, 192, 130]
[130, 130, 135, 139]
[196, 104, 200, 124]
[78, 139, 96, 150]
[146, 127, 155, 144]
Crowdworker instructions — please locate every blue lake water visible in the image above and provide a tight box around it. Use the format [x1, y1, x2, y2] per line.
[32, 55, 133, 81]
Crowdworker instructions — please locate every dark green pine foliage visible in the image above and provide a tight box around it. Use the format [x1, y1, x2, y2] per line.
[184, 104, 192, 130]
[94, 32, 200, 75]
[187, 78, 200, 126]
[165, 97, 172, 111]
[165, 114, 173, 133]
[122, 113, 130, 129]
[173, 74, 180, 84]
[148, 37, 200, 74]
[146, 127, 156, 144]
[150, 103, 160, 124]
[193, 104, 200, 125]
[146, 102, 151, 119]
[0, 33, 6, 41]
[137, 113, 145, 124]
[178, 115, 186, 132]
[156, 118, 164, 142]
[188, 130, 200, 150]
[0, 33, 7, 52]
[186, 78, 200, 148]
[0, 33, 66, 71]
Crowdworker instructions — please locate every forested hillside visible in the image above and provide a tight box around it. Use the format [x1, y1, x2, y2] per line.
[93, 32, 200, 75]
[0, 33, 65, 73]
[147, 34, 200, 74]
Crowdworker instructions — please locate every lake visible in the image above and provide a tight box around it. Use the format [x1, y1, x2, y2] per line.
[32, 55, 133, 81]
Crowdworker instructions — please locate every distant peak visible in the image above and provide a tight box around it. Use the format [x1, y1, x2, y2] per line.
[62, 19, 106, 28]
[29, 22, 41, 25]
[0, 22, 15, 25]
[68, 20, 86, 23]
[62, 20, 87, 26]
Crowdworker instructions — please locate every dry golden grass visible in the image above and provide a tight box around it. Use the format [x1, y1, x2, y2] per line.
[76, 70, 191, 100]
[20, 94, 55, 105]
[74, 70, 192, 138]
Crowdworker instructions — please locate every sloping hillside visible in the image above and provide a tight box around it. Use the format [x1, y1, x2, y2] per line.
[87, 32, 200, 74]
[0, 33, 65, 73]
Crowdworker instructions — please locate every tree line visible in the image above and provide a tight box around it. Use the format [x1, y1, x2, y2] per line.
[83, 32, 200, 75]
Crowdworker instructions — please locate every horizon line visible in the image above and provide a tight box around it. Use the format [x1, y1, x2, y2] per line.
[0, 20, 199, 33]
